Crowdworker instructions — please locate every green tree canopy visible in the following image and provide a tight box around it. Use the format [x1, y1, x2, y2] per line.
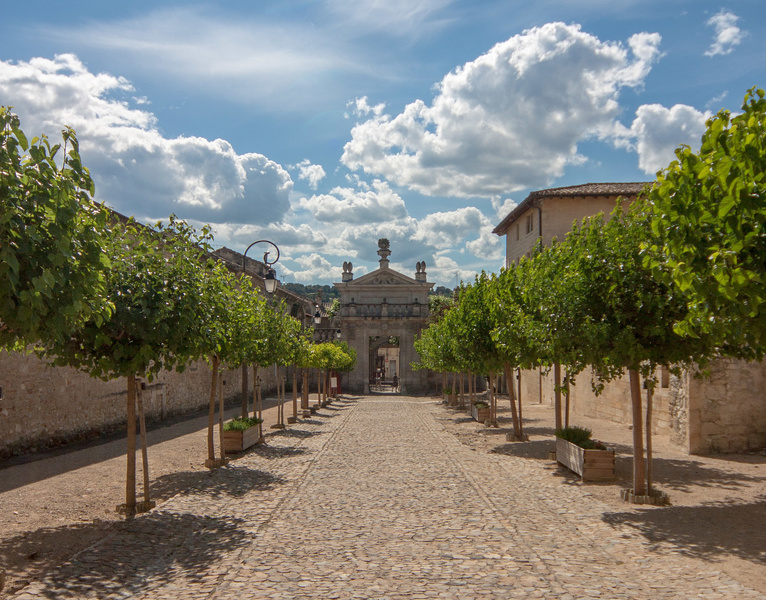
[646, 87, 766, 356]
[0, 108, 111, 348]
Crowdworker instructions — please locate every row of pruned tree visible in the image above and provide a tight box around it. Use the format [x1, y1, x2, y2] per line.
[415, 87, 766, 498]
[1, 107, 356, 515]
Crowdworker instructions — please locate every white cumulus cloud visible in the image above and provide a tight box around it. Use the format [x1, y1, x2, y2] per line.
[626, 103, 710, 174]
[341, 23, 662, 197]
[293, 159, 327, 190]
[300, 179, 408, 224]
[0, 54, 293, 224]
[705, 10, 745, 57]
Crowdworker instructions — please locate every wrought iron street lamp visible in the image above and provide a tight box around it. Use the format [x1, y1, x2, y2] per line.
[242, 240, 280, 294]
[241, 239, 280, 427]
[313, 304, 322, 325]
[335, 328, 342, 340]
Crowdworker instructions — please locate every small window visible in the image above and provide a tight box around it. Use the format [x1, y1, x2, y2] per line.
[516, 223, 520, 241]
[526, 213, 534, 234]
[660, 366, 670, 389]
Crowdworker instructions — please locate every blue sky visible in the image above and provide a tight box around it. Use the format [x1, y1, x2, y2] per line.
[1, 1, 764, 286]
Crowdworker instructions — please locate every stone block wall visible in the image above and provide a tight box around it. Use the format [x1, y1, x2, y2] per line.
[0, 350, 286, 458]
[525, 366, 673, 437]
[686, 359, 766, 453]
[519, 359, 766, 454]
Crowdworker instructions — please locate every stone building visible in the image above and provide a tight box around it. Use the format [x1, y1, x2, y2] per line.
[333, 239, 437, 394]
[494, 182, 766, 453]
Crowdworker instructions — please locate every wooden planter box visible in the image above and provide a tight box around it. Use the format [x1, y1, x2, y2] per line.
[223, 424, 261, 454]
[556, 437, 615, 482]
[471, 404, 490, 422]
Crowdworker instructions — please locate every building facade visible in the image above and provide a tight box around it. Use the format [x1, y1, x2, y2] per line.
[333, 240, 436, 395]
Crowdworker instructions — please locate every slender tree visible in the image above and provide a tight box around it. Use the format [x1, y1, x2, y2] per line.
[48, 216, 216, 515]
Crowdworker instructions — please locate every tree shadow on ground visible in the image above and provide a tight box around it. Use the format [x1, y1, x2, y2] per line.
[640, 457, 766, 492]
[269, 428, 323, 439]
[250, 444, 309, 460]
[152, 464, 286, 499]
[491, 440, 555, 460]
[2, 511, 254, 598]
[602, 499, 766, 564]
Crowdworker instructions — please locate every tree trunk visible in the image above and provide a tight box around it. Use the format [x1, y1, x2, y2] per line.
[459, 372, 465, 408]
[207, 357, 219, 462]
[218, 369, 225, 462]
[441, 372, 447, 398]
[517, 368, 523, 437]
[253, 365, 262, 420]
[241, 364, 248, 419]
[564, 371, 570, 429]
[629, 369, 647, 496]
[554, 362, 562, 430]
[646, 382, 654, 494]
[468, 370, 474, 403]
[136, 381, 150, 505]
[503, 363, 521, 438]
[489, 371, 497, 423]
[301, 369, 309, 409]
[278, 370, 286, 425]
[125, 374, 137, 516]
[292, 367, 298, 419]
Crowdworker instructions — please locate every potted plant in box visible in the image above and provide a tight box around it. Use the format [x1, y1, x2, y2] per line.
[471, 400, 490, 422]
[223, 417, 263, 454]
[554, 426, 615, 482]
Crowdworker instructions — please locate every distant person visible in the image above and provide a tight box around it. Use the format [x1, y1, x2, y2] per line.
[392, 374, 399, 392]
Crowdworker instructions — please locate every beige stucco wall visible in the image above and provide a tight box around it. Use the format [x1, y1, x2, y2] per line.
[520, 366, 674, 439]
[0, 349, 281, 457]
[504, 197, 624, 266]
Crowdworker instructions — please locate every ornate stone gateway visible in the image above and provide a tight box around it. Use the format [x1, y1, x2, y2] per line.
[334, 239, 436, 394]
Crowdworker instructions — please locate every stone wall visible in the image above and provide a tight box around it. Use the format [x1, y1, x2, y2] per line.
[521, 366, 673, 438]
[686, 359, 766, 453]
[0, 350, 287, 458]
[519, 359, 766, 454]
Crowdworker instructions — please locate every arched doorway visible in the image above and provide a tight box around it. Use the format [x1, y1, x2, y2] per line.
[369, 336, 400, 392]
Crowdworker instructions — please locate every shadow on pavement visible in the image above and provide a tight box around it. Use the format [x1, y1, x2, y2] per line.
[152, 464, 286, 499]
[3, 511, 253, 598]
[491, 439, 554, 460]
[602, 499, 766, 564]
[269, 428, 324, 439]
[250, 444, 309, 460]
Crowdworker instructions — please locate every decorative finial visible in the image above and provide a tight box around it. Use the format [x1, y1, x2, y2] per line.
[377, 238, 391, 268]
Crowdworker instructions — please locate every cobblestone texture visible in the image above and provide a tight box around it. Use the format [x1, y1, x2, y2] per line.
[11, 397, 765, 600]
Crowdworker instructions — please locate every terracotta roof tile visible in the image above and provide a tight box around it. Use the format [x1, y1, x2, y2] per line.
[492, 181, 652, 234]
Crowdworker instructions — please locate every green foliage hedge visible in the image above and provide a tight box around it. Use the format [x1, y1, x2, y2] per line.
[223, 417, 263, 431]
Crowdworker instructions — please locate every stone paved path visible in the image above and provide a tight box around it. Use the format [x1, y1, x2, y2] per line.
[12, 397, 765, 600]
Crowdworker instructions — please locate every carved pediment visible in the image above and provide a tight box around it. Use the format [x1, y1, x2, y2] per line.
[369, 274, 406, 285]
[348, 267, 420, 287]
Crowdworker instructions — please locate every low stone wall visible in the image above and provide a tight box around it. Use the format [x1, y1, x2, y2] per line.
[518, 359, 766, 454]
[0, 350, 289, 458]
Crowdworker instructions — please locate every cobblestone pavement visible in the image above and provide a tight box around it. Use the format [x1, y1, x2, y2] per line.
[11, 397, 765, 600]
